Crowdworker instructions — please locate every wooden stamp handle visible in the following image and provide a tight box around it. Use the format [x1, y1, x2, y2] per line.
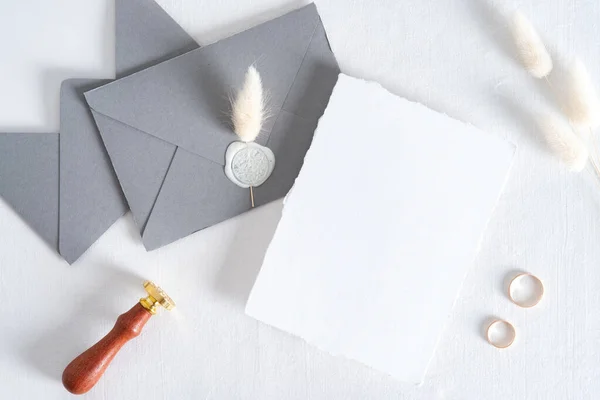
[62, 303, 152, 395]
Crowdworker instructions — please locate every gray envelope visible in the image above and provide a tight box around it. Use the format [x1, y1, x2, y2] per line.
[85, 3, 340, 250]
[0, 0, 198, 263]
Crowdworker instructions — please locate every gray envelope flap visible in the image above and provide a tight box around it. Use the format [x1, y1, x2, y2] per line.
[276, 22, 340, 121]
[0, 133, 59, 250]
[116, 0, 197, 78]
[59, 79, 128, 264]
[91, 110, 177, 232]
[85, 4, 322, 166]
[141, 147, 249, 250]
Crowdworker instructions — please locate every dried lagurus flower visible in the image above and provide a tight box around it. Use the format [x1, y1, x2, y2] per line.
[538, 113, 589, 172]
[510, 11, 553, 79]
[564, 58, 600, 130]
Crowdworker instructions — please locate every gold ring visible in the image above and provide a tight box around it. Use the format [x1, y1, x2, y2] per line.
[486, 319, 516, 349]
[508, 273, 544, 308]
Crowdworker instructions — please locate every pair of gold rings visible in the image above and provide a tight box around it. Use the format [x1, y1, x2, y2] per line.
[486, 273, 544, 349]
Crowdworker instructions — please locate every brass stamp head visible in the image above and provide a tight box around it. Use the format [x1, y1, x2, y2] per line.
[140, 281, 176, 314]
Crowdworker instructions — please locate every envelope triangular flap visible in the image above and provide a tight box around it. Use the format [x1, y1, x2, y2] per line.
[0, 133, 59, 250]
[277, 22, 340, 120]
[141, 147, 248, 250]
[116, 0, 198, 77]
[91, 110, 177, 232]
[85, 4, 321, 166]
[59, 79, 128, 264]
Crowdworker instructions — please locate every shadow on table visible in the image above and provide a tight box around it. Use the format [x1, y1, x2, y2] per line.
[20, 264, 145, 382]
[214, 200, 283, 309]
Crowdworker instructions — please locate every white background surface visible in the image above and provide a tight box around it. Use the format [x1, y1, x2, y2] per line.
[1, 0, 599, 399]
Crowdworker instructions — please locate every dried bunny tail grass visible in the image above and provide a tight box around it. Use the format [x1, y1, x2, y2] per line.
[564, 58, 600, 129]
[538, 113, 589, 172]
[231, 65, 265, 142]
[510, 11, 553, 78]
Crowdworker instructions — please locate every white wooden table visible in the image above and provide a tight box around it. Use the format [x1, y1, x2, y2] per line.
[1, 1, 599, 399]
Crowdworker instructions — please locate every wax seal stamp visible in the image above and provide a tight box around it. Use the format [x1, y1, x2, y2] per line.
[62, 281, 175, 395]
[225, 141, 275, 188]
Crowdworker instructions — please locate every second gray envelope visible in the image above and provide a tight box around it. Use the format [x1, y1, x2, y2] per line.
[85, 4, 340, 250]
[0, 0, 198, 263]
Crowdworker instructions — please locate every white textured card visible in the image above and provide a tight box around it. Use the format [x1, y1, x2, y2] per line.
[246, 74, 515, 384]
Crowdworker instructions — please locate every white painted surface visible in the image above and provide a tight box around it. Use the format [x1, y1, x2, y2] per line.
[0, 0, 599, 399]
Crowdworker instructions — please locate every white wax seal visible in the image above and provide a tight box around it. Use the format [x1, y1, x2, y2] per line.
[225, 141, 275, 188]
